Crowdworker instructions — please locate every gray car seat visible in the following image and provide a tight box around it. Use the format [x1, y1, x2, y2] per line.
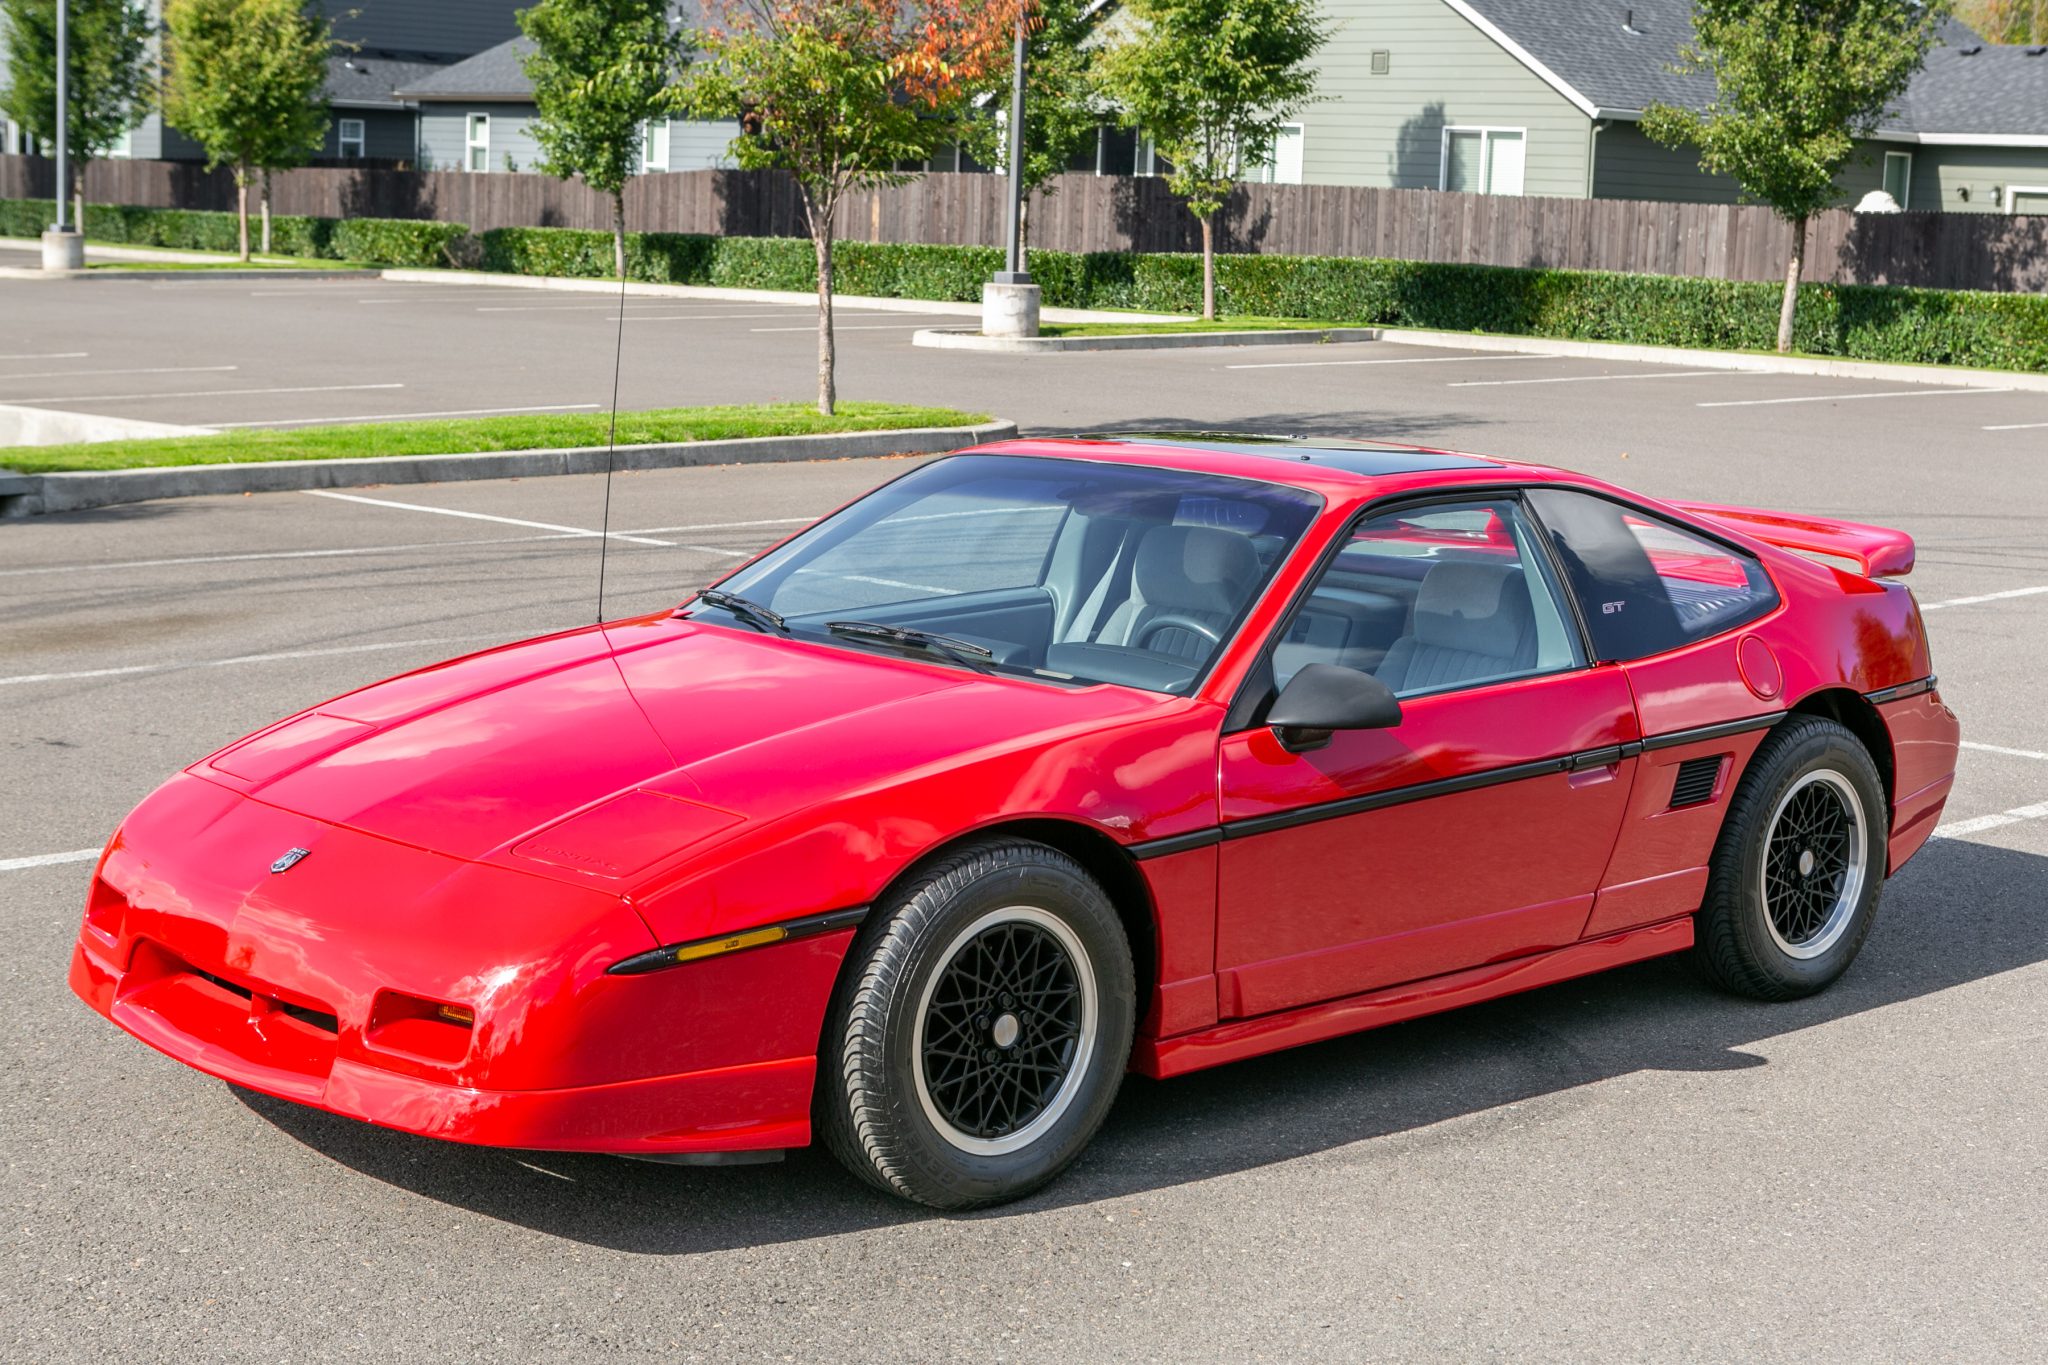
[1375, 559, 1538, 694]
[1097, 525, 1260, 662]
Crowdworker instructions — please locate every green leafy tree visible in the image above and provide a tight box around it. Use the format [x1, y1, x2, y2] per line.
[163, 0, 332, 261]
[683, 0, 1018, 414]
[0, 0, 151, 232]
[961, 0, 1104, 254]
[1643, 0, 1950, 353]
[1096, 0, 1325, 319]
[519, 0, 689, 281]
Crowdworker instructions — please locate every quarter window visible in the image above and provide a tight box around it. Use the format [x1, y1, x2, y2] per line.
[1274, 499, 1582, 697]
[1524, 489, 1779, 661]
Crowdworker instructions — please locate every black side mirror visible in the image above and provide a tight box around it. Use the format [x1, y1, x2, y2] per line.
[1266, 663, 1402, 752]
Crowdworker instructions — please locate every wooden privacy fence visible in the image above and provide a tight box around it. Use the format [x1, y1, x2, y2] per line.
[4, 154, 2043, 292]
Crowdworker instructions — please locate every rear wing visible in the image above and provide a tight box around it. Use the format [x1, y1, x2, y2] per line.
[1668, 501, 1916, 578]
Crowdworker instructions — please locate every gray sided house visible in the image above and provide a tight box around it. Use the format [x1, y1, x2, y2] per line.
[1286, 0, 2048, 212]
[112, 0, 527, 165]
[398, 36, 739, 176]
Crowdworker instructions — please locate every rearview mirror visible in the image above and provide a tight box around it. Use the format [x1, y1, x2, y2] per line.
[1266, 663, 1402, 752]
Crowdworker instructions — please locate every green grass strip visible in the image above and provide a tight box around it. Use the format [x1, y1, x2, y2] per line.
[1, 401, 989, 474]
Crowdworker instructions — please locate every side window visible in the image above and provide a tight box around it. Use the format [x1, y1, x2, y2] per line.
[1274, 498, 1583, 697]
[1524, 489, 1779, 661]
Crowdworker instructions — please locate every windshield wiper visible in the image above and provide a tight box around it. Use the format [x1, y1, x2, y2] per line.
[692, 588, 787, 634]
[826, 620, 995, 666]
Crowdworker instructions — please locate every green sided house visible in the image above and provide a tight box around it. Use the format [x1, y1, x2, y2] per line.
[1264, 0, 2048, 213]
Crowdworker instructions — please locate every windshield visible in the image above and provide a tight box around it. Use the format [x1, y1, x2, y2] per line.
[692, 454, 1322, 694]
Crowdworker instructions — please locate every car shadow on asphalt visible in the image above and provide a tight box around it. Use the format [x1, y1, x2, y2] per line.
[234, 834, 2045, 1254]
[1049, 410, 1501, 445]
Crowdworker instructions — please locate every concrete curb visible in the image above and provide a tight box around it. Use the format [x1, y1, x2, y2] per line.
[1, 421, 1016, 517]
[913, 326, 1383, 353]
[1369, 328, 2048, 393]
[375, 268, 1188, 324]
[0, 265, 380, 282]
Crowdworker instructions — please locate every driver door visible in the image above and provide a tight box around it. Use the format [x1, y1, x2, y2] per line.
[1213, 497, 1640, 1018]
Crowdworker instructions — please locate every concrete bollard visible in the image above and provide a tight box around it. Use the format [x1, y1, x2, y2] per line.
[982, 281, 1041, 338]
[42, 228, 85, 272]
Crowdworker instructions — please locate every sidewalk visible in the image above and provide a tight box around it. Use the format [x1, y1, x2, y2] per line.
[0, 235, 321, 266]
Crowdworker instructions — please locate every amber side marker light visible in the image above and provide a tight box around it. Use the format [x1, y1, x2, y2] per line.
[436, 1003, 476, 1026]
[608, 906, 870, 976]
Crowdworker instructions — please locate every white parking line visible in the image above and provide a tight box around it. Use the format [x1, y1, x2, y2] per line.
[1936, 801, 2048, 839]
[749, 323, 938, 332]
[1983, 421, 2048, 431]
[1961, 741, 2048, 761]
[0, 635, 504, 688]
[217, 403, 601, 428]
[1449, 369, 1735, 388]
[0, 351, 87, 361]
[1920, 584, 2048, 611]
[1226, 354, 1551, 371]
[4, 382, 404, 405]
[303, 489, 678, 546]
[0, 849, 99, 873]
[0, 364, 236, 382]
[618, 516, 813, 535]
[0, 533, 587, 578]
[1699, 387, 2012, 409]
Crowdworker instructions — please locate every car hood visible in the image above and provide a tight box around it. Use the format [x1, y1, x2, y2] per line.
[196, 614, 1166, 875]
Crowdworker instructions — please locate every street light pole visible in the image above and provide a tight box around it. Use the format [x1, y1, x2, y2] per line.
[999, 5, 1027, 283]
[43, 0, 83, 270]
[54, 0, 69, 232]
[980, 1, 1040, 336]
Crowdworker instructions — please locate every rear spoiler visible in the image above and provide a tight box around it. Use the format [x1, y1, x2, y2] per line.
[1669, 501, 1916, 578]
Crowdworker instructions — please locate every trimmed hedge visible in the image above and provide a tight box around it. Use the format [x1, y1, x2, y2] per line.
[8, 199, 2042, 371]
[0, 198, 467, 267]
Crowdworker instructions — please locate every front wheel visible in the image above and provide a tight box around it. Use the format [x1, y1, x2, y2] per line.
[817, 840, 1135, 1209]
[1694, 716, 1888, 1000]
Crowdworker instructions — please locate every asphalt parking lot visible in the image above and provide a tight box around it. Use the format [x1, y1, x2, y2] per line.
[4, 274, 2046, 1361]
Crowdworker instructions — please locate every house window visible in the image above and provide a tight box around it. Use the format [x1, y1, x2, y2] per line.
[1247, 124, 1306, 184]
[2003, 185, 2048, 215]
[339, 118, 366, 160]
[641, 119, 669, 172]
[107, 128, 133, 159]
[1441, 127, 1525, 195]
[465, 113, 490, 172]
[1882, 151, 1912, 208]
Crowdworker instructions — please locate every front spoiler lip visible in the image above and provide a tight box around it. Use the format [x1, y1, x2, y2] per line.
[68, 940, 814, 1155]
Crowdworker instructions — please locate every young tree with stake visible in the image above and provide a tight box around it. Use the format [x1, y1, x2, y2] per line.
[682, 0, 1018, 415]
[1095, 0, 1325, 320]
[0, 0, 150, 233]
[519, 0, 689, 281]
[162, 0, 332, 261]
[1642, 0, 1950, 353]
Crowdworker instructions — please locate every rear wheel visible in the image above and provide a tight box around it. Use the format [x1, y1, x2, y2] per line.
[818, 840, 1135, 1209]
[1694, 716, 1887, 1000]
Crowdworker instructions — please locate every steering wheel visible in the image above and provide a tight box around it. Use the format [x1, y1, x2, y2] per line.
[1134, 614, 1223, 653]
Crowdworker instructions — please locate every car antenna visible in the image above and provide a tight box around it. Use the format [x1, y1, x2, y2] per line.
[595, 258, 630, 625]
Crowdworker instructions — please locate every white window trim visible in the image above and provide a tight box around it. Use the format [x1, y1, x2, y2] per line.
[640, 119, 669, 172]
[1882, 150, 1913, 208]
[338, 118, 366, 160]
[2004, 184, 2048, 213]
[1438, 125, 1527, 195]
[465, 113, 490, 173]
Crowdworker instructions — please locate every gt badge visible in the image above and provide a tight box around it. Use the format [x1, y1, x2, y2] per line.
[270, 847, 312, 874]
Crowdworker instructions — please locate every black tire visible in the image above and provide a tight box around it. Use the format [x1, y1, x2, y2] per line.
[817, 840, 1136, 1209]
[1693, 716, 1888, 1001]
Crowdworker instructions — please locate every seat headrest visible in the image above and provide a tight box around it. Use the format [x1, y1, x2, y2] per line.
[1133, 526, 1258, 615]
[1413, 560, 1533, 659]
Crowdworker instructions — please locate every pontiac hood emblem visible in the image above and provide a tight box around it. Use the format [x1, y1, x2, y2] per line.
[270, 847, 312, 874]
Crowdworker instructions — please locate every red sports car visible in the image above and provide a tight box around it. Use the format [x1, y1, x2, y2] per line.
[70, 435, 1959, 1207]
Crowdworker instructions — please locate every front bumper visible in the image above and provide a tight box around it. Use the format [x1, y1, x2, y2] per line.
[70, 941, 814, 1152]
[67, 774, 853, 1155]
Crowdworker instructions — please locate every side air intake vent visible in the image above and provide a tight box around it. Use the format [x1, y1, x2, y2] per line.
[1669, 756, 1724, 809]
